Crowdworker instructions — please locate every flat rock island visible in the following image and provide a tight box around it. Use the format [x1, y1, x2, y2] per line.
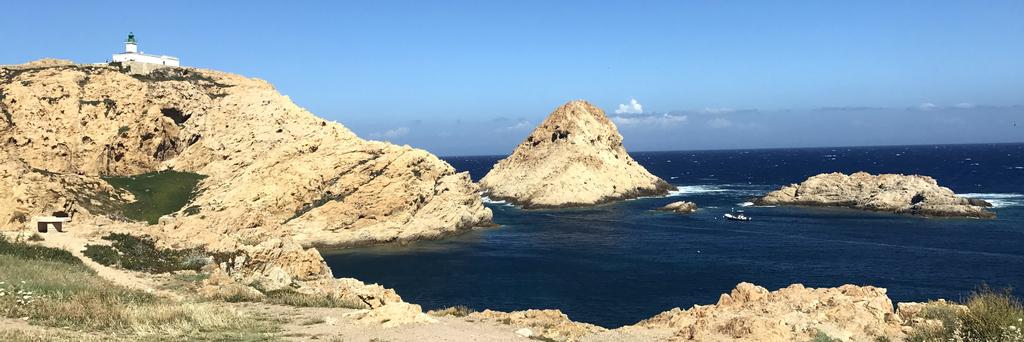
[755, 172, 995, 218]
[479, 100, 672, 209]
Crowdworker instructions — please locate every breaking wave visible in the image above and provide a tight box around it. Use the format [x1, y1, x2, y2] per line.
[959, 193, 1024, 208]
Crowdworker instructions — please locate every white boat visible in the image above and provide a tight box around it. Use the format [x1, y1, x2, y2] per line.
[724, 211, 751, 221]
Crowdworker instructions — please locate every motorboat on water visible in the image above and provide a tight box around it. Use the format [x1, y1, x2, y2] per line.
[724, 210, 751, 221]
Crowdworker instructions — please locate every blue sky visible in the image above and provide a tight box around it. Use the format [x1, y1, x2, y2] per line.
[2, 1, 1022, 155]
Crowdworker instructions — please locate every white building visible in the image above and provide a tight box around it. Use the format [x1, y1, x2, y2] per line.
[112, 32, 179, 67]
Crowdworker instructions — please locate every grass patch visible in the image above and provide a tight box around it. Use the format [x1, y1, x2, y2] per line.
[908, 287, 1024, 342]
[83, 233, 210, 273]
[102, 170, 205, 224]
[0, 240, 278, 340]
[262, 288, 364, 308]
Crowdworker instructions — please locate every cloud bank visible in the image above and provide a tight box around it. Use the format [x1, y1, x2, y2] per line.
[615, 98, 644, 114]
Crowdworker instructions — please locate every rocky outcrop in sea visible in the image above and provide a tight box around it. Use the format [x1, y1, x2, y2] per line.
[755, 172, 994, 218]
[479, 100, 672, 209]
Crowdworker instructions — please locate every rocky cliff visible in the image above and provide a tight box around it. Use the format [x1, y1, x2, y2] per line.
[0, 60, 492, 291]
[479, 100, 671, 208]
[756, 172, 994, 218]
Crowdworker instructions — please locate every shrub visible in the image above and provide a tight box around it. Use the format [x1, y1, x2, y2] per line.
[810, 330, 842, 342]
[428, 305, 476, 317]
[82, 244, 120, 266]
[82, 233, 209, 273]
[959, 287, 1024, 341]
[0, 235, 82, 265]
[908, 287, 1024, 342]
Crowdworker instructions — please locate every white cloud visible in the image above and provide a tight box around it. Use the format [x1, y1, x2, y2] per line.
[917, 102, 938, 111]
[369, 127, 410, 140]
[610, 113, 688, 126]
[707, 117, 733, 128]
[615, 98, 644, 114]
[954, 102, 976, 109]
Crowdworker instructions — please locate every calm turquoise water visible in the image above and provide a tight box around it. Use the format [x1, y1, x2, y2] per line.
[323, 144, 1024, 328]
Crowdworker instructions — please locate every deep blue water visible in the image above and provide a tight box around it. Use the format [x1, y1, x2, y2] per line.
[323, 143, 1024, 328]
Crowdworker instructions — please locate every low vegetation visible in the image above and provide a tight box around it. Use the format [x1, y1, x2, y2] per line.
[101, 170, 205, 224]
[83, 233, 210, 273]
[0, 237, 278, 340]
[262, 288, 365, 308]
[908, 287, 1024, 342]
[427, 305, 476, 317]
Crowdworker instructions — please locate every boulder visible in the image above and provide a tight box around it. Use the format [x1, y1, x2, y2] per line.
[657, 201, 697, 214]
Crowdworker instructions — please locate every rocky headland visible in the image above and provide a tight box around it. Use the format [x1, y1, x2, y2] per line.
[756, 172, 995, 218]
[1, 60, 491, 299]
[479, 100, 672, 209]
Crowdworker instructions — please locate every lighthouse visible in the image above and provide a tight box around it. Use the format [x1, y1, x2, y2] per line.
[112, 32, 180, 68]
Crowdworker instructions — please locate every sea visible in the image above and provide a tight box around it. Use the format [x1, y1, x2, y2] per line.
[322, 143, 1024, 328]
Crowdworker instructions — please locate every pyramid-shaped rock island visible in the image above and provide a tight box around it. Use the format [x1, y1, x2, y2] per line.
[480, 100, 672, 208]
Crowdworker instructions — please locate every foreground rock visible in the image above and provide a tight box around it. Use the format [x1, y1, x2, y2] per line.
[0, 60, 492, 297]
[480, 100, 672, 208]
[616, 282, 905, 341]
[756, 172, 994, 218]
[656, 201, 697, 214]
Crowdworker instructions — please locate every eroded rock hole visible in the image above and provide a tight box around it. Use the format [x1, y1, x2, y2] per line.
[161, 107, 191, 125]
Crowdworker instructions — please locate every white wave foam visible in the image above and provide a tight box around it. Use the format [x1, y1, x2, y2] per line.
[738, 201, 754, 207]
[480, 195, 511, 206]
[668, 185, 730, 196]
[959, 193, 1024, 208]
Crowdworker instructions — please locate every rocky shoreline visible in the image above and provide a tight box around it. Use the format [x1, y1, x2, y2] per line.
[2, 60, 1016, 341]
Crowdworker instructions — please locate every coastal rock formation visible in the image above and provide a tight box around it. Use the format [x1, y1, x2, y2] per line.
[755, 172, 994, 218]
[467, 309, 606, 341]
[617, 282, 905, 341]
[479, 100, 672, 208]
[0, 61, 491, 294]
[657, 201, 697, 214]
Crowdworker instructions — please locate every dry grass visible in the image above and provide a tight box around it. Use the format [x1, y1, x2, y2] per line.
[0, 250, 279, 341]
[908, 288, 1024, 342]
[262, 288, 365, 308]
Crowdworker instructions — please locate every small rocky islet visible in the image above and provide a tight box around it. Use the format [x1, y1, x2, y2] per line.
[756, 172, 995, 218]
[0, 60, 1012, 341]
[479, 99, 673, 209]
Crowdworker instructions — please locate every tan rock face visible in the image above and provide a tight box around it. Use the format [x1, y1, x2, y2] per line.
[623, 282, 905, 341]
[480, 100, 671, 208]
[467, 309, 606, 341]
[755, 172, 994, 218]
[0, 62, 491, 245]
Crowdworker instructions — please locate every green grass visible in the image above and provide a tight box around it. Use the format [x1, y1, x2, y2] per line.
[101, 170, 205, 224]
[0, 240, 279, 340]
[427, 305, 476, 317]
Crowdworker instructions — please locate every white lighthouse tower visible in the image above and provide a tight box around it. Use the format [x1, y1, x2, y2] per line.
[124, 32, 138, 53]
[112, 32, 179, 68]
